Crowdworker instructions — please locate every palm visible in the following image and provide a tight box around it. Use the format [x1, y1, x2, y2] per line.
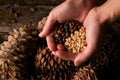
[39, 0, 94, 37]
[84, 8, 107, 53]
[39, 0, 98, 66]
[54, 8, 107, 66]
[51, 0, 93, 23]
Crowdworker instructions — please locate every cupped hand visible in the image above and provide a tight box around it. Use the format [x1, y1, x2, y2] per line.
[38, 0, 101, 66]
[39, 0, 94, 51]
[55, 7, 108, 66]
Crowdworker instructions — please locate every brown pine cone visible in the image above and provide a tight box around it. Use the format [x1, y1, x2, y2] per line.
[36, 17, 120, 80]
[0, 17, 120, 80]
[0, 25, 42, 79]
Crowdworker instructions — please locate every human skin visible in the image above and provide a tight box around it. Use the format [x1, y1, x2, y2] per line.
[39, 0, 120, 66]
[39, 0, 94, 38]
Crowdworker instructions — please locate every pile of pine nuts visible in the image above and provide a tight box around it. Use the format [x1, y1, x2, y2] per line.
[65, 27, 87, 54]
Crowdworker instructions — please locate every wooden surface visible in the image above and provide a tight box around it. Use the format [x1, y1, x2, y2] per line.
[0, 1, 120, 39]
[0, 0, 63, 6]
[0, 1, 120, 80]
[0, 5, 53, 39]
[0, 0, 63, 40]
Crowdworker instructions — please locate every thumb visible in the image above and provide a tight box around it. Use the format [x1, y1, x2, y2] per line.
[39, 13, 56, 37]
[74, 45, 95, 66]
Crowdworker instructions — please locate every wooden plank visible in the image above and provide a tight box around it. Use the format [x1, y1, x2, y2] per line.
[0, 0, 63, 6]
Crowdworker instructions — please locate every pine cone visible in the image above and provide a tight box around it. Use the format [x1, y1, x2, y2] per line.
[0, 17, 120, 80]
[0, 25, 42, 79]
[36, 17, 120, 80]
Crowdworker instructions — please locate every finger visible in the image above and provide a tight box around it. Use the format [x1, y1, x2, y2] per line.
[52, 51, 57, 56]
[39, 13, 56, 37]
[74, 16, 85, 23]
[56, 50, 76, 61]
[74, 45, 95, 66]
[46, 32, 57, 51]
[38, 17, 47, 30]
[57, 44, 66, 50]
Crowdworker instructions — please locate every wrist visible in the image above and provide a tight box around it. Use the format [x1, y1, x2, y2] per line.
[98, 0, 120, 23]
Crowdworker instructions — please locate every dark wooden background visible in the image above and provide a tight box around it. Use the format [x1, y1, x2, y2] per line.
[0, 0, 120, 41]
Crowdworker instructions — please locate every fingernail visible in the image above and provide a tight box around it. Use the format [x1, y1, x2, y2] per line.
[52, 51, 58, 56]
[39, 33, 44, 37]
[56, 51, 59, 56]
[39, 33, 42, 37]
[74, 60, 80, 66]
[52, 51, 55, 55]
[57, 44, 65, 50]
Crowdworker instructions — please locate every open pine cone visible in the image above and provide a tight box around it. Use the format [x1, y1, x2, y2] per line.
[36, 17, 120, 80]
[0, 17, 120, 80]
[0, 25, 42, 79]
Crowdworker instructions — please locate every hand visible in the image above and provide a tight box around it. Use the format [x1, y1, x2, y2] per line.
[55, 7, 108, 66]
[39, 0, 120, 66]
[39, 0, 94, 51]
[76, 7, 108, 66]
